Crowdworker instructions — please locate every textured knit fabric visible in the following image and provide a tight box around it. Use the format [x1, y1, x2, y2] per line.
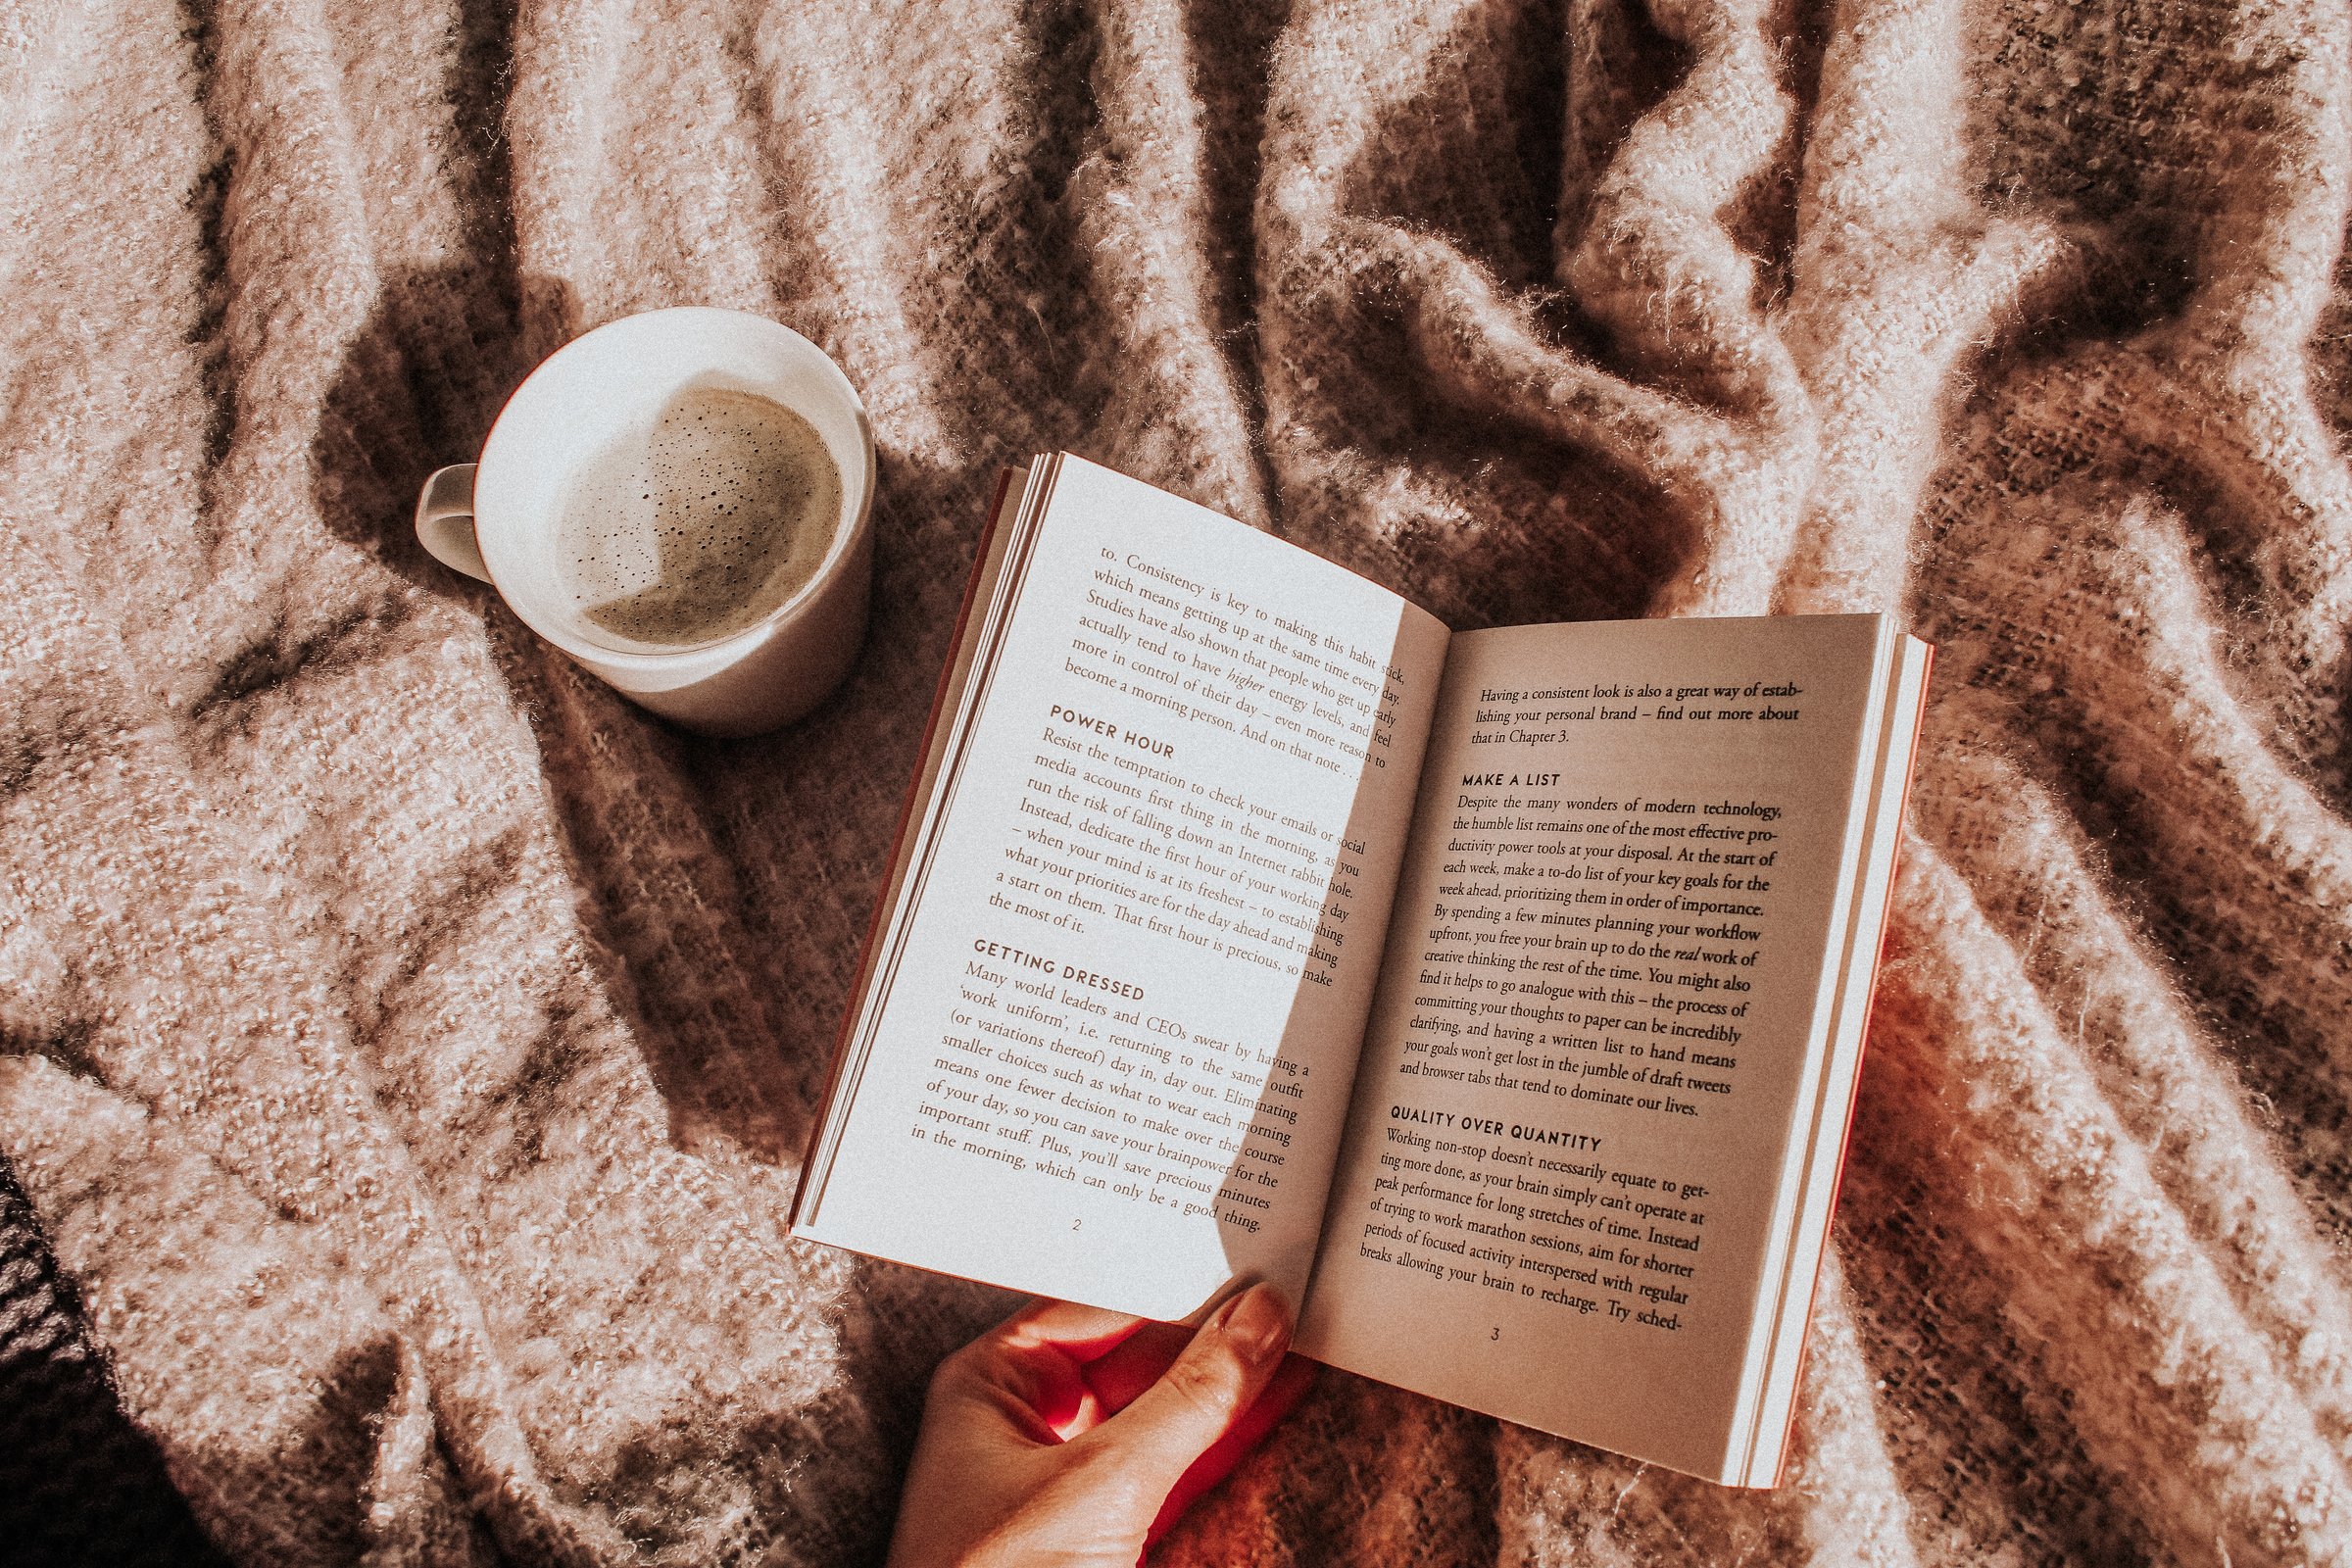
[1, 0, 2347, 1564]
[0, 1153, 231, 1568]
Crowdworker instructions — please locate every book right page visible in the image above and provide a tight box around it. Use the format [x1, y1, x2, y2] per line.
[1297, 614, 1890, 1482]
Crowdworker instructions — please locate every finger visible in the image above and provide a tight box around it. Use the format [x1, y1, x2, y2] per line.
[946, 1298, 1147, 1442]
[1146, 1353, 1316, 1546]
[998, 1298, 1153, 1362]
[972, 1297, 1158, 1440]
[940, 1333, 1091, 1443]
[1079, 1283, 1293, 1493]
[1079, 1321, 1191, 1416]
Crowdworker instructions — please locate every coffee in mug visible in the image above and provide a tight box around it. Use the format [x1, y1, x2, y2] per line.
[556, 387, 843, 652]
[413, 308, 875, 737]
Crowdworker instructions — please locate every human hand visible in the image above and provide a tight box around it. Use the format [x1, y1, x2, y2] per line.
[885, 1283, 1314, 1568]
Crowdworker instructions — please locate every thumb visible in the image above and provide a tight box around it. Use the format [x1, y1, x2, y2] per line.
[1086, 1283, 1293, 1493]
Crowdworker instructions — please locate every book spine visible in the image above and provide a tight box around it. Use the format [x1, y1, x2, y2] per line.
[789, 466, 1021, 1225]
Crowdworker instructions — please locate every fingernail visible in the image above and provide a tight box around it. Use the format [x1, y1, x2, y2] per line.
[1218, 1285, 1289, 1365]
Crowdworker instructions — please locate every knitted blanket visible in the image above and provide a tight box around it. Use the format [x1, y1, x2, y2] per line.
[4, 0, 2348, 1562]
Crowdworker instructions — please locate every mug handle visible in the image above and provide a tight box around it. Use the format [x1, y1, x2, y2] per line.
[415, 464, 490, 581]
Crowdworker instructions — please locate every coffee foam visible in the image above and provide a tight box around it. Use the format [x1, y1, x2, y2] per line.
[556, 386, 840, 650]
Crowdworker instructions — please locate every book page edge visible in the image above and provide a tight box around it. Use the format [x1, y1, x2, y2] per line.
[791, 461, 1038, 1230]
[1738, 632, 1934, 1487]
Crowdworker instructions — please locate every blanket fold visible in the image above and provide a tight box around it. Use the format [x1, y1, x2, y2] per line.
[2, 0, 2347, 1562]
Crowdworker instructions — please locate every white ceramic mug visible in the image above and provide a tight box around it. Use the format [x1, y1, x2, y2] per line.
[415, 307, 875, 737]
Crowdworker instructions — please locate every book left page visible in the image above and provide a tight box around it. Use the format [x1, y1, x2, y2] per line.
[795, 456, 1448, 1321]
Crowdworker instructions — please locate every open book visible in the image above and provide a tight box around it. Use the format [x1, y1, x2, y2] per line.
[792, 455, 1930, 1487]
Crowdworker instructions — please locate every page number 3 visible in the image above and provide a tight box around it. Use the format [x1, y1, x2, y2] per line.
[1491, 1326, 1500, 1342]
